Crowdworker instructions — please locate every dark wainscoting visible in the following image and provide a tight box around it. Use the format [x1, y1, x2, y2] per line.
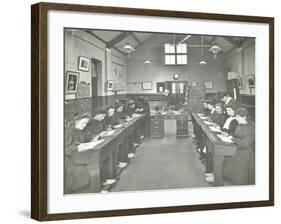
[64, 98, 92, 125]
[64, 94, 167, 124]
[126, 93, 167, 101]
[64, 93, 255, 124]
[64, 95, 128, 124]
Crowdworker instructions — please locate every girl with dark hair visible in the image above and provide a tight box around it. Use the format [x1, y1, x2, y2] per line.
[223, 107, 255, 185]
[104, 106, 122, 129]
[64, 112, 91, 193]
[221, 104, 239, 136]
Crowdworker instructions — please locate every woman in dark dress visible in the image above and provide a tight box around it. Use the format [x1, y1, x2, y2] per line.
[210, 103, 227, 128]
[222, 104, 239, 135]
[104, 106, 121, 130]
[125, 100, 137, 117]
[115, 104, 127, 121]
[64, 113, 91, 193]
[223, 107, 255, 185]
[83, 109, 106, 141]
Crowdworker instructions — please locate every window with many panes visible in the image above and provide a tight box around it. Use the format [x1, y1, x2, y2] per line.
[164, 43, 187, 65]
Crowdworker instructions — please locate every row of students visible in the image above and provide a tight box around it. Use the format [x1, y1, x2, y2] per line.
[199, 92, 255, 185]
[64, 97, 150, 193]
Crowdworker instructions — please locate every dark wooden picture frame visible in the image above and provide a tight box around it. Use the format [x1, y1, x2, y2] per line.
[78, 56, 90, 72]
[31, 2, 274, 221]
[65, 71, 79, 94]
[247, 75, 255, 88]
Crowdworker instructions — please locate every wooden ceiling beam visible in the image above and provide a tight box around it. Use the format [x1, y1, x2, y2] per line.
[208, 36, 216, 44]
[221, 36, 240, 47]
[107, 32, 129, 48]
[130, 32, 142, 45]
[85, 30, 109, 45]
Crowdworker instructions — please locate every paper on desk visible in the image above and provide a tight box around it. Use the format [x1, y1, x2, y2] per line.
[102, 130, 115, 137]
[217, 134, 233, 143]
[204, 121, 213, 125]
[78, 139, 105, 152]
[209, 126, 222, 133]
[132, 113, 142, 118]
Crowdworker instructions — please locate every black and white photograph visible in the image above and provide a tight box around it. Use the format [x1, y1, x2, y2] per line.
[65, 71, 79, 93]
[78, 56, 90, 71]
[64, 28, 256, 195]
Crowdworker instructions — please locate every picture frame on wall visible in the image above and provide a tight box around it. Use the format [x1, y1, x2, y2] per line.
[78, 56, 90, 71]
[203, 81, 214, 89]
[191, 81, 197, 87]
[157, 82, 165, 93]
[31, 2, 274, 221]
[237, 77, 243, 89]
[142, 81, 152, 90]
[65, 71, 79, 94]
[106, 80, 114, 91]
[248, 75, 255, 88]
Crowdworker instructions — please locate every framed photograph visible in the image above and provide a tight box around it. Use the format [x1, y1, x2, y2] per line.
[106, 80, 114, 91]
[237, 78, 243, 89]
[78, 56, 90, 71]
[248, 75, 255, 88]
[142, 81, 152, 90]
[191, 81, 197, 87]
[65, 71, 79, 94]
[157, 82, 165, 93]
[203, 81, 214, 89]
[31, 2, 274, 221]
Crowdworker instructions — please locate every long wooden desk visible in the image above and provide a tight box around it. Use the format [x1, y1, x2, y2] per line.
[150, 112, 189, 138]
[71, 114, 147, 193]
[191, 113, 237, 186]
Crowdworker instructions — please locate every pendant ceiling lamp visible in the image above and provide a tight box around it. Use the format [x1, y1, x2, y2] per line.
[122, 43, 135, 53]
[199, 35, 207, 65]
[209, 43, 222, 59]
[144, 41, 151, 65]
[122, 33, 135, 54]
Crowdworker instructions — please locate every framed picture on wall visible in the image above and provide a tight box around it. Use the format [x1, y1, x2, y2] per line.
[237, 78, 243, 89]
[106, 80, 114, 91]
[247, 75, 255, 88]
[191, 81, 197, 87]
[142, 81, 152, 90]
[156, 82, 165, 93]
[31, 2, 274, 221]
[65, 71, 79, 94]
[203, 81, 214, 89]
[78, 56, 90, 71]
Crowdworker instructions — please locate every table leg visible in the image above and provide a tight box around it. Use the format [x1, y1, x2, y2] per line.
[213, 156, 224, 186]
[87, 160, 101, 193]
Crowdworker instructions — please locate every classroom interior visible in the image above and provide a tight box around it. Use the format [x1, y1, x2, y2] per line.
[64, 28, 255, 194]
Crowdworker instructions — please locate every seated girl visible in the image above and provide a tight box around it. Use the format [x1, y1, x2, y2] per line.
[223, 107, 255, 185]
[83, 109, 106, 141]
[203, 100, 210, 116]
[125, 100, 137, 117]
[221, 104, 239, 136]
[115, 104, 128, 121]
[104, 106, 122, 129]
[64, 112, 91, 193]
[210, 103, 227, 128]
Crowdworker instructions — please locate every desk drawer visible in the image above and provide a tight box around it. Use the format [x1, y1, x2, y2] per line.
[151, 119, 164, 126]
[151, 129, 164, 138]
[176, 120, 188, 137]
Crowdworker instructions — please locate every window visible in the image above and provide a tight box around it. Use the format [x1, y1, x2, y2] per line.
[171, 83, 176, 94]
[179, 82, 184, 94]
[164, 43, 187, 65]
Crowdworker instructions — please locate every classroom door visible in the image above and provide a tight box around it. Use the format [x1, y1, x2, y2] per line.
[91, 58, 102, 98]
[165, 81, 188, 96]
